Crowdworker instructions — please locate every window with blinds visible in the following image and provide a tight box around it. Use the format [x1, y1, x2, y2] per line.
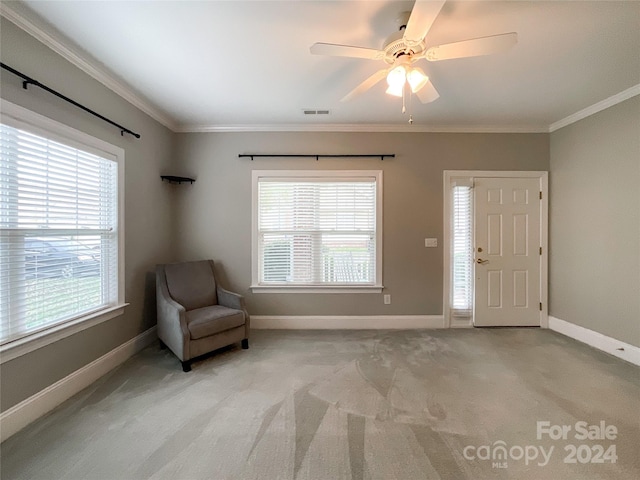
[254, 171, 381, 288]
[0, 120, 119, 345]
[452, 184, 473, 317]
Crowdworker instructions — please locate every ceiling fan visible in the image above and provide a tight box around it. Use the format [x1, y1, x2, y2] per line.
[310, 0, 517, 106]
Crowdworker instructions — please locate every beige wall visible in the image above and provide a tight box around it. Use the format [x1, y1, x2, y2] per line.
[550, 96, 640, 347]
[0, 19, 176, 410]
[174, 131, 549, 316]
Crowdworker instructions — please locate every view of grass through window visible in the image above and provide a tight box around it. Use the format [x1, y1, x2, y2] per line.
[25, 277, 101, 329]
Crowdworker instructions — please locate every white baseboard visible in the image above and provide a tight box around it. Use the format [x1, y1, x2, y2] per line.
[548, 316, 640, 366]
[252, 315, 445, 330]
[0, 326, 157, 443]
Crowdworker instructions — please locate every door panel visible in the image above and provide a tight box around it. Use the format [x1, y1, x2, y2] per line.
[513, 270, 528, 307]
[487, 270, 502, 307]
[513, 214, 528, 256]
[474, 177, 541, 326]
[487, 214, 502, 255]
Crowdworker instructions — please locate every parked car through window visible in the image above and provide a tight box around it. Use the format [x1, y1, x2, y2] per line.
[24, 237, 101, 279]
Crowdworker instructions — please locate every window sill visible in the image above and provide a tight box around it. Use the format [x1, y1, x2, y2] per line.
[250, 285, 383, 294]
[0, 304, 129, 364]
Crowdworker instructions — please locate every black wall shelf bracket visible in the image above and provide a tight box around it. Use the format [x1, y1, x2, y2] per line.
[161, 175, 195, 184]
[239, 154, 395, 161]
[1, 62, 141, 139]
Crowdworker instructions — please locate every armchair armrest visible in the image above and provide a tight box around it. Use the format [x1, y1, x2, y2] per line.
[217, 286, 245, 310]
[156, 266, 191, 360]
[217, 286, 250, 338]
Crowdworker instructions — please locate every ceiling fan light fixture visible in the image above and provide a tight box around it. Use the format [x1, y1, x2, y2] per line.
[385, 82, 404, 97]
[386, 65, 406, 89]
[407, 67, 429, 93]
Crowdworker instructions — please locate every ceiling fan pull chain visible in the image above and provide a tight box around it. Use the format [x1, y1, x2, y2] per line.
[408, 90, 414, 124]
[402, 84, 406, 114]
[410, 87, 413, 113]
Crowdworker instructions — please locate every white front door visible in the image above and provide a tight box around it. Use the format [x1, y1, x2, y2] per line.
[474, 177, 541, 326]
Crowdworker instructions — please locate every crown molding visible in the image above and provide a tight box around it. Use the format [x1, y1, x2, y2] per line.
[549, 84, 640, 133]
[175, 123, 550, 134]
[0, 2, 177, 131]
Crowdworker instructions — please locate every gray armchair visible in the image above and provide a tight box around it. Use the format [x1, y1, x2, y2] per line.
[156, 260, 250, 372]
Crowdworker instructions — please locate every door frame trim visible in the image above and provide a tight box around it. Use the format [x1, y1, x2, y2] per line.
[443, 171, 548, 328]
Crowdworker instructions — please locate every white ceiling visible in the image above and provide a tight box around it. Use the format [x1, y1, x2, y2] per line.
[6, 1, 640, 132]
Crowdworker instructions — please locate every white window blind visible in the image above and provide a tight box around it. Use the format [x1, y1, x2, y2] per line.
[452, 184, 473, 317]
[256, 175, 378, 286]
[0, 122, 119, 344]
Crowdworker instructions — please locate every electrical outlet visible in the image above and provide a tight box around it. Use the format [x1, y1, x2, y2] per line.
[384, 294, 391, 305]
[425, 238, 438, 247]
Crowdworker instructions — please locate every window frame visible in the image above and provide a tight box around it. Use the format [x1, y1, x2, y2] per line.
[0, 99, 127, 363]
[251, 170, 383, 293]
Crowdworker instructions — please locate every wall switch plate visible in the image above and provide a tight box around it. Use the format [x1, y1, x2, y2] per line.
[384, 294, 391, 305]
[425, 238, 438, 247]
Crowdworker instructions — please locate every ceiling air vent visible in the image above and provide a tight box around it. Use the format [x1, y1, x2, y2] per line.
[303, 109, 330, 115]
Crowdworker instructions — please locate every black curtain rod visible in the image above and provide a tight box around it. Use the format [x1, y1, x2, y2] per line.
[239, 154, 395, 161]
[1, 62, 141, 139]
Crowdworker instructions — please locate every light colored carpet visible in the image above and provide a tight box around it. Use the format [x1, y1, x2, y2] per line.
[1, 329, 638, 480]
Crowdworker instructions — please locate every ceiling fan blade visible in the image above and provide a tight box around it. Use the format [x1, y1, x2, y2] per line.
[403, 0, 446, 47]
[341, 69, 388, 102]
[425, 32, 518, 61]
[310, 42, 384, 60]
[415, 80, 440, 104]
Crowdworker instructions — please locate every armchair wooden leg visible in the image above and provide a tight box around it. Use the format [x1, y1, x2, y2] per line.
[181, 361, 192, 372]
[241, 338, 249, 350]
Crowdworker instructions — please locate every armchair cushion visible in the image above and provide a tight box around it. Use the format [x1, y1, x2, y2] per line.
[186, 305, 245, 340]
[165, 261, 217, 311]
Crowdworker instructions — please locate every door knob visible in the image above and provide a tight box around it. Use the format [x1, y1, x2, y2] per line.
[476, 258, 489, 264]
